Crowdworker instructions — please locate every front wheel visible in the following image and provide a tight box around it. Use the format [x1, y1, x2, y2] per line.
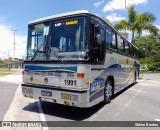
[104, 79, 113, 104]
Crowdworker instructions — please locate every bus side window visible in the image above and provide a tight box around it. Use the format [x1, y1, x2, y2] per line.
[99, 28, 105, 62]
[95, 26, 105, 63]
[125, 41, 130, 56]
[105, 29, 117, 51]
[111, 31, 117, 50]
[106, 29, 112, 48]
[130, 45, 134, 57]
[117, 35, 125, 53]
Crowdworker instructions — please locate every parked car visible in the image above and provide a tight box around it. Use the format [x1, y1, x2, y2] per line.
[152, 67, 160, 72]
[140, 67, 148, 72]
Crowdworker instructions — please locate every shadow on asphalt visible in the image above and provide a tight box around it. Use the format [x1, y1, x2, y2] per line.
[23, 102, 39, 113]
[23, 83, 137, 121]
[112, 82, 137, 99]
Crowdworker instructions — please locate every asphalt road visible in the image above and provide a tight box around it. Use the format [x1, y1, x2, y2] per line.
[40, 73, 160, 130]
[0, 69, 21, 121]
[0, 81, 18, 121]
[1, 71, 160, 130]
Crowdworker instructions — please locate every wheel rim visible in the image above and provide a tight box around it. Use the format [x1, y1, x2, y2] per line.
[106, 80, 112, 98]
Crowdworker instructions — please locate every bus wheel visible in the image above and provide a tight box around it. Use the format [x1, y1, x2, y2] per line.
[133, 73, 137, 84]
[104, 79, 113, 104]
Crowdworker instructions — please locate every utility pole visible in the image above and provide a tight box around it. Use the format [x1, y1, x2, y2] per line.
[125, 0, 127, 32]
[11, 29, 17, 58]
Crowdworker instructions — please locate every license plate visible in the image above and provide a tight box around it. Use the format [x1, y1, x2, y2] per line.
[41, 90, 52, 97]
[40, 97, 54, 102]
[61, 93, 71, 100]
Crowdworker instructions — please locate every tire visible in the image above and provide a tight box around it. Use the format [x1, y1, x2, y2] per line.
[133, 73, 137, 84]
[104, 79, 113, 104]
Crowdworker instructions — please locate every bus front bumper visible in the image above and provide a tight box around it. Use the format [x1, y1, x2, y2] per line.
[21, 83, 89, 108]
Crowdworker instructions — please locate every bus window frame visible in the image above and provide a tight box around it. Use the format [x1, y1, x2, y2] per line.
[90, 16, 106, 64]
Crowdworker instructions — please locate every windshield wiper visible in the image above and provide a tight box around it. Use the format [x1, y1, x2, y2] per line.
[31, 42, 46, 62]
[48, 44, 64, 64]
[47, 36, 64, 63]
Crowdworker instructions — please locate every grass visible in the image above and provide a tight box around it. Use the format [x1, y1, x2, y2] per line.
[0, 69, 16, 77]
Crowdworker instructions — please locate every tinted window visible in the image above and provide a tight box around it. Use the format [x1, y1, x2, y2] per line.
[106, 28, 112, 48]
[117, 35, 125, 53]
[111, 32, 117, 50]
[106, 29, 117, 50]
[125, 41, 130, 56]
[51, 17, 87, 52]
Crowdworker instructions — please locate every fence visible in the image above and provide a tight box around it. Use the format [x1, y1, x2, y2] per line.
[0, 61, 23, 69]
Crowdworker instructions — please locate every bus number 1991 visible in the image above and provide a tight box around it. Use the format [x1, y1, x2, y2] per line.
[64, 79, 76, 86]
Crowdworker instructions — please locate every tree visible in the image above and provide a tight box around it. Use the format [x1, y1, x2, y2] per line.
[114, 4, 158, 42]
[0, 58, 4, 64]
[135, 35, 160, 70]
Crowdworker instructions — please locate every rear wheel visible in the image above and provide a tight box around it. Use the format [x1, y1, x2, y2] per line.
[133, 72, 137, 84]
[104, 79, 113, 104]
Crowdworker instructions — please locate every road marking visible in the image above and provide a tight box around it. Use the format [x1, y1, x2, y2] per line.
[155, 119, 160, 121]
[129, 88, 146, 93]
[147, 80, 160, 84]
[137, 79, 144, 82]
[36, 100, 49, 130]
[124, 84, 146, 108]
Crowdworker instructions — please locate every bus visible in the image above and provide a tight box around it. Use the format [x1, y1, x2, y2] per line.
[22, 10, 140, 108]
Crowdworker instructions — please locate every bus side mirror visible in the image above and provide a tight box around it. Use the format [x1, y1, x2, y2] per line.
[96, 34, 101, 45]
[95, 24, 100, 34]
[95, 24, 101, 45]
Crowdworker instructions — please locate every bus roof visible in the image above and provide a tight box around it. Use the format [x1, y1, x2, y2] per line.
[29, 10, 90, 24]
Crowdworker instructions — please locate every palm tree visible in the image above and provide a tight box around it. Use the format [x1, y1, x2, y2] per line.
[114, 4, 158, 42]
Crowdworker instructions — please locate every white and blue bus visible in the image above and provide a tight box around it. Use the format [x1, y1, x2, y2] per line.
[22, 10, 140, 108]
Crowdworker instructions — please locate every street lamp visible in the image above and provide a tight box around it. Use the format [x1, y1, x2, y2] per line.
[11, 29, 17, 59]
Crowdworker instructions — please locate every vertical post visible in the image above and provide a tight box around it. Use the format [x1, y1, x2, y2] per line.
[11, 29, 17, 59]
[124, 0, 127, 36]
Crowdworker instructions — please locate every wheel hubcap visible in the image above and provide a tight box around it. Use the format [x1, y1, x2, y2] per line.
[106, 81, 112, 98]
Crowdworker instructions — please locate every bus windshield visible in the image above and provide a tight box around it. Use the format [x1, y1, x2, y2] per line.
[25, 17, 88, 61]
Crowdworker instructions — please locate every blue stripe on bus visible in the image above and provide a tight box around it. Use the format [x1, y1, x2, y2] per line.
[89, 65, 136, 102]
[108, 64, 121, 68]
[89, 78, 105, 102]
[25, 65, 77, 72]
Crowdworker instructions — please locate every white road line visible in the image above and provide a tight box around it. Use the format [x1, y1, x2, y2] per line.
[129, 88, 146, 93]
[137, 79, 144, 82]
[147, 80, 160, 84]
[36, 100, 49, 130]
[155, 119, 160, 121]
[124, 84, 146, 108]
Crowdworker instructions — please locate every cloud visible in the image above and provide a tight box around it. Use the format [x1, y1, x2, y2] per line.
[106, 13, 125, 22]
[103, 0, 147, 12]
[94, 0, 104, 8]
[156, 25, 160, 30]
[0, 24, 26, 59]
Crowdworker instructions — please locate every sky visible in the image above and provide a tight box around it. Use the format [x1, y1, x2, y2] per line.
[0, 0, 160, 59]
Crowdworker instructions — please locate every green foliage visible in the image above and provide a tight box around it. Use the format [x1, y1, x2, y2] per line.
[0, 59, 4, 64]
[136, 35, 160, 70]
[114, 4, 158, 41]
